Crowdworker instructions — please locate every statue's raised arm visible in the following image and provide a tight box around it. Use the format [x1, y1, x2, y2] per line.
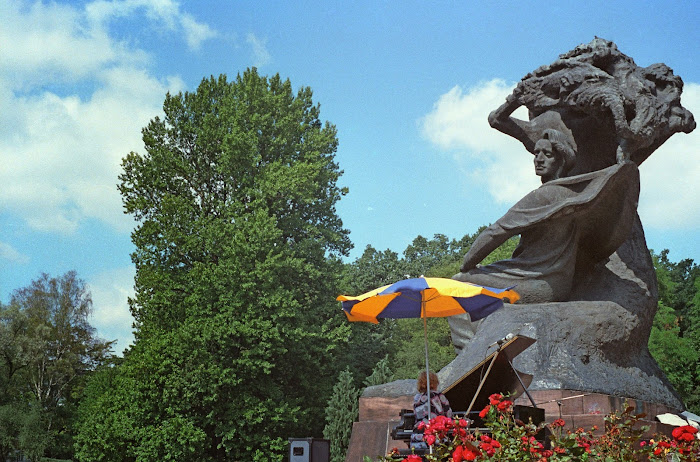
[487, 92, 536, 154]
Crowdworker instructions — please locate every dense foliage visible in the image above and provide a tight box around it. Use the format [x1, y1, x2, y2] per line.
[649, 250, 700, 410]
[0, 272, 111, 460]
[75, 69, 352, 461]
[323, 368, 361, 462]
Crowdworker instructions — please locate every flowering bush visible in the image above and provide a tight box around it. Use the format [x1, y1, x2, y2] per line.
[368, 393, 700, 461]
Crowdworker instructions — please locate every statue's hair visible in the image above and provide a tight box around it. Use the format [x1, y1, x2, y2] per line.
[541, 128, 576, 175]
[643, 63, 683, 90]
[417, 370, 439, 394]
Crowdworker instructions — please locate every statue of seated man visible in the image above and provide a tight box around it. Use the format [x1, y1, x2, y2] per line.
[450, 106, 639, 349]
[455, 126, 578, 304]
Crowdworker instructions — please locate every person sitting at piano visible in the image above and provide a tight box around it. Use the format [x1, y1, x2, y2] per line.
[410, 370, 452, 450]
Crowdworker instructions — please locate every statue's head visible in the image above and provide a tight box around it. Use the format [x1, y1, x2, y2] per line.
[533, 129, 576, 183]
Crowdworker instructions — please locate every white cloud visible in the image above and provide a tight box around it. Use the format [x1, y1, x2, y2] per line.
[246, 33, 271, 68]
[0, 242, 30, 264]
[638, 83, 700, 229]
[421, 79, 700, 229]
[420, 79, 540, 204]
[0, 0, 148, 89]
[85, 0, 217, 51]
[0, 68, 185, 233]
[87, 266, 136, 355]
[0, 0, 189, 234]
[181, 13, 218, 50]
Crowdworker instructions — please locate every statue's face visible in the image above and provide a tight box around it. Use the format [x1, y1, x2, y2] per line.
[533, 139, 562, 182]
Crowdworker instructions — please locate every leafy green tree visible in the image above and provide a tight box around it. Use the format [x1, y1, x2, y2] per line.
[649, 250, 700, 414]
[16, 407, 52, 462]
[77, 69, 351, 461]
[363, 355, 394, 387]
[341, 245, 407, 295]
[73, 362, 128, 462]
[323, 368, 360, 462]
[648, 304, 699, 400]
[403, 234, 456, 277]
[9, 272, 112, 415]
[338, 246, 407, 385]
[0, 272, 111, 460]
[684, 276, 700, 411]
[389, 318, 456, 380]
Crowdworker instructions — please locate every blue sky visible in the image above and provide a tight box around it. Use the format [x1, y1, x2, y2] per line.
[1, 0, 699, 354]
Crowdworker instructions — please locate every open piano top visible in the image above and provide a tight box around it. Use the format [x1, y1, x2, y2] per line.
[390, 334, 543, 449]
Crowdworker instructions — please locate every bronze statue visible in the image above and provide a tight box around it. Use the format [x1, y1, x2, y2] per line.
[443, 38, 695, 410]
[453, 108, 639, 305]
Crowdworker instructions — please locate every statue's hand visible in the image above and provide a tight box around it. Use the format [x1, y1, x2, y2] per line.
[460, 256, 475, 273]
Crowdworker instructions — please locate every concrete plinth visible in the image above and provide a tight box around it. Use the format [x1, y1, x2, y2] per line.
[344, 390, 680, 462]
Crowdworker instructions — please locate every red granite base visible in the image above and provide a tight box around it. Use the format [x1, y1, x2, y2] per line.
[513, 390, 680, 438]
[344, 391, 682, 461]
[345, 395, 413, 462]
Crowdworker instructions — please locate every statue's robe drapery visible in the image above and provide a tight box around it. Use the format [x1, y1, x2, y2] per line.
[454, 162, 640, 304]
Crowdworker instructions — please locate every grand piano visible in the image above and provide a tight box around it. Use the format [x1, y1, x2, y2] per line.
[390, 335, 544, 453]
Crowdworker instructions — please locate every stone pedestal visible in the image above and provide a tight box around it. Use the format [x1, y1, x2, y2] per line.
[344, 390, 679, 462]
[513, 390, 678, 437]
[344, 395, 413, 462]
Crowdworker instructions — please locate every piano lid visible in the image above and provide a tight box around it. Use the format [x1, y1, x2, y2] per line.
[441, 335, 536, 413]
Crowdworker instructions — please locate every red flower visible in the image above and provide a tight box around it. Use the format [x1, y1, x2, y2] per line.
[488, 393, 503, 405]
[497, 400, 513, 411]
[479, 405, 491, 419]
[452, 445, 465, 462]
[672, 425, 698, 442]
[430, 415, 453, 432]
[551, 418, 565, 427]
[402, 455, 422, 462]
[479, 442, 495, 456]
[453, 445, 480, 462]
[425, 433, 436, 446]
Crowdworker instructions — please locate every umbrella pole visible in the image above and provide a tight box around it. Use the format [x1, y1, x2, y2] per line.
[465, 349, 500, 417]
[422, 296, 433, 454]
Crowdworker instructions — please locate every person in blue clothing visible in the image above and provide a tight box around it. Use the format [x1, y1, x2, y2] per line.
[410, 371, 452, 450]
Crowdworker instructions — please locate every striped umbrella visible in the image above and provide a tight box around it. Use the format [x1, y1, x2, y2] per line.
[338, 277, 519, 423]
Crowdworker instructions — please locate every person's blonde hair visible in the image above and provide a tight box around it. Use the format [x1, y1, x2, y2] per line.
[417, 371, 439, 394]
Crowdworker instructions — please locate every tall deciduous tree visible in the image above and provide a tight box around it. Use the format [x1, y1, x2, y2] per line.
[0, 272, 111, 460]
[78, 69, 351, 461]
